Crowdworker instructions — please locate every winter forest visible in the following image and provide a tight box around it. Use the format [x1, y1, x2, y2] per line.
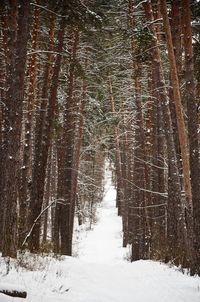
[0, 0, 200, 301]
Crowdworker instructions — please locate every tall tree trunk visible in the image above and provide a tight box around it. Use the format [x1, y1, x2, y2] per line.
[182, 0, 200, 275]
[60, 30, 79, 255]
[143, 0, 187, 264]
[70, 46, 88, 241]
[53, 135, 64, 253]
[168, 0, 182, 181]
[2, 0, 30, 257]
[128, 0, 151, 259]
[28, 17, 66, 252]
[150, 81, 166, 259]
[53, 30, 79, 255]
[42, 146, 52, 244]
[18, 2, 40, 248]
[0, 7, 7, 251]
[0, 105, 3, 251]
[130, 75, 146, 261]
[160, 0, 192, 205]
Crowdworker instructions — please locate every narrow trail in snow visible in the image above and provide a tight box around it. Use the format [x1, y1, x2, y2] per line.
[78, 165, 128, 264]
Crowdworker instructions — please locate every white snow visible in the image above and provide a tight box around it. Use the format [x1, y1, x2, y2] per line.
[0, 282, 25, 292]
[77, 165, 127, 264]
[0, 163, 200, 302]
[0, 294, 13, 302]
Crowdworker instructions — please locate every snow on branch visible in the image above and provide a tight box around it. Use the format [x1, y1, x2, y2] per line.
[30, 3, 64, 18]
[22, 198, 68, 248]
[123, 177, 168, 198]
[129, 203, 166, 209]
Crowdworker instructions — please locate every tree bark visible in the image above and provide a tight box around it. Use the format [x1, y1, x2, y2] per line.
[53, 30, 80, 255]
[2, 0, 30, 258]
[28, 17, 66, 252]
[143, 0, 187, 264]
[61, 30, 79, 255]
[18, 2, 39, 248]
[168, 0, 182, 181]
[182, 0, 200, 275]
[160, 0, 192, 205]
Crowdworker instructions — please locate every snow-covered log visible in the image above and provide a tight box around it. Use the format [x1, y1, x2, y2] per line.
[0, 284, 27, 298]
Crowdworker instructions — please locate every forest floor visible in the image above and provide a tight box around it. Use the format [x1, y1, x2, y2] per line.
[1, 167, 200, 302]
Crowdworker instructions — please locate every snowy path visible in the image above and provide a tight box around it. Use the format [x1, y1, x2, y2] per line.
[78, 167, 127, 264]
[1, 166, 200, 302]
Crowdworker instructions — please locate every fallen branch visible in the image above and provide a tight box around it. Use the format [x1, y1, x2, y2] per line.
[0, 288, 27, 299]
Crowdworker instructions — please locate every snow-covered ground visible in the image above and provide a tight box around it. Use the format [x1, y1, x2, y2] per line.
[77, 165, 128, 264]
[0, 164, 200, 302]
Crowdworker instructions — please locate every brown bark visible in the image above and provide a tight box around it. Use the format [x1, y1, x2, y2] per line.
[28, 17, 66, 252]
[150, 82, 166, 259]
[160, 0, 192, 205]
[0, 106, 3, 251]
[0, 9, 7, 251]
[128, 0, 151, 259]
[182, 0, 200, 275]
[171, 0, 182, 76]
[53, 134, 65, 253]
[70, 46, 88, 238]
[53, 30, 80, 255]
[143, 0, 187, 263]
[2, 0, 30, 257]
[42, 147, 52, 244]
[120, 103, 132, 246]
[18, 2, 40, 248]
[130, 73, 146, 261]
[169, 0, 182, 180]
[50, 142, 58, 243]
[60, 30, 80, 255]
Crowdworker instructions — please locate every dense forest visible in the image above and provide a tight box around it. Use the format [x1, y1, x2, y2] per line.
[0, 0, 200, 277]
